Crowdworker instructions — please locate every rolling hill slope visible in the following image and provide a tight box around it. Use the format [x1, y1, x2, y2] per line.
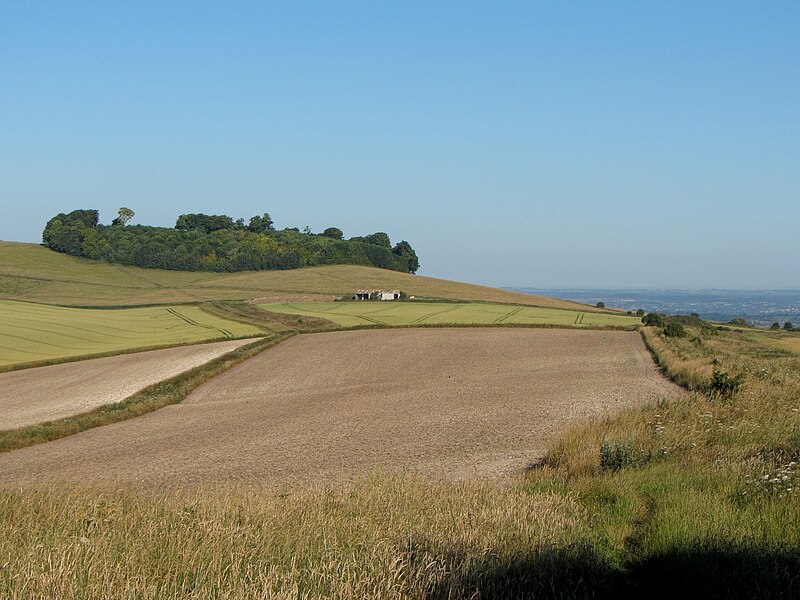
[0, 241, 598, 310]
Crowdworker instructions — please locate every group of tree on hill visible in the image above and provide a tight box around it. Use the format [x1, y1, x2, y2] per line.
[42, 208, 419, 274]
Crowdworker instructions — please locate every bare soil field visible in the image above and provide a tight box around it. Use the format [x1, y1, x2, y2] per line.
[0, 329, 680, 489]
[0, 339, 254, 429]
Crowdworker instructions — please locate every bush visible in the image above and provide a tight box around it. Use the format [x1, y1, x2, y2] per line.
[784, 322, 794, 331]
[708, 369, 744, 400]
[600, 439, 653, 471]
[642, 313, 665, 327]
[596, 301, 605, 309]
[771, 322, 781, 330]
[321, 227, 344, 239]
[729, 317, 748, 327]
[663, 322, 687, 338]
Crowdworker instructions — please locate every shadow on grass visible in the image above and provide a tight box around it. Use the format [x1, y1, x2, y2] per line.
[422, 541, 800, 599]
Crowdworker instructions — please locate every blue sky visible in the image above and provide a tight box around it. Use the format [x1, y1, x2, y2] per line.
[1, 2, 798, 289]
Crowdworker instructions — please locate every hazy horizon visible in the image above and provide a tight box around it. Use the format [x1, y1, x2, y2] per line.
[2, 2, 798, 289]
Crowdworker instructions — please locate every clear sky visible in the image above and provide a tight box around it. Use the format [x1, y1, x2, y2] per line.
[1, 2, 798, 289]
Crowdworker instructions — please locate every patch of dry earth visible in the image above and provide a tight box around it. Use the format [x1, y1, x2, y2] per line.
[0, 329, 680, 489]
[0, 339, 255, 429]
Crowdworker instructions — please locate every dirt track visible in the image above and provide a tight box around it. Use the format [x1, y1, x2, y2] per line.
[0, 339, 255, 429]
[0, 329, 681, 489]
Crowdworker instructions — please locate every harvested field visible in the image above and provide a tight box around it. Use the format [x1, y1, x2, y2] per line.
[0, 329, 681, 489]
[0, 338, 255, 429]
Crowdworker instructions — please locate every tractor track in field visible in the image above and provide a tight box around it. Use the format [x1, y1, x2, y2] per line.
[411, 304, 463, 324]
[167, 307, 234, 338]
[495, 307, 524, 324]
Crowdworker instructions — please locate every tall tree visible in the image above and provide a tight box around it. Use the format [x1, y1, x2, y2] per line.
[248, 213, 274, 233]
[391, 241, 420, 273]
[111, 207, 135, 226]
[322, 227, 344, 239]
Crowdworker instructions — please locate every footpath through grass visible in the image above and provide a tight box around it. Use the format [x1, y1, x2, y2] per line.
[259, 300, 641, 329]
[1, 316, 798, 597]
[0, 300, 262, 369]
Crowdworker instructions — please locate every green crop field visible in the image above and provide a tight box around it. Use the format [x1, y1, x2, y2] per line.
[0, 300, 262, 368]
[258, 301, 641, 328]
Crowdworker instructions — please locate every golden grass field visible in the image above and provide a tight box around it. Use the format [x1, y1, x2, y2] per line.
[0, 328, 679, 489]
[0, 299, 262, 368]
[0, 241, 597, 310]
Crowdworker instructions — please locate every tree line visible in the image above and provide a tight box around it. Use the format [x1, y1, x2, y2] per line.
[42, 208, 420, 274]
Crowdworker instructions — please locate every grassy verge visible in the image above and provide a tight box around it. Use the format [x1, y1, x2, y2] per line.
[0, 335, 290, 454]
[530, 322, 800, 596]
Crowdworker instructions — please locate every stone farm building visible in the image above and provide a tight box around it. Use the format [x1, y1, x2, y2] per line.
[354, 289, 401, 301]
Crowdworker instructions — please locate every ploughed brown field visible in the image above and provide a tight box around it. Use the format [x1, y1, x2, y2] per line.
[0, 329, 680, 489]
[0, 339, 255, 430]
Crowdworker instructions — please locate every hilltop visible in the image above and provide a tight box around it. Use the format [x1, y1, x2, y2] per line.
[0, 241, 595, 310]
[42, 209, 419, 274]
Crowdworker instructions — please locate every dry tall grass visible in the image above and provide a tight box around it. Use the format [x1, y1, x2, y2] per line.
[0, 477, 598, 599]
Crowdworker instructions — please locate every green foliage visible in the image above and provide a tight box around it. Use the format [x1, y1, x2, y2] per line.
[41, 209, 100, 256]
[729, 317, 748, 326]
[175, 213, 237, 233]
[321, 227, 344, 239]
[600, 439, 653, 471]
[392, 240, 420, 273]
[41, 210, 419, 274]
[636, 309, 645, 317]
[247, 213, 274, 233]
[771, 322, 781, 330]
[642, 312, 665, 327]
[669, 314, 706, 327]
[596, 301, 605, 309]
[110, 207, 135, 226]
[364, 232, 391, 248]
[708, 368, 744, 400]
[663, 322, 687, 338]
[784, 322, 794, 331]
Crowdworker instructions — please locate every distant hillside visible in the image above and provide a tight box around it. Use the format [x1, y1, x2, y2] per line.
[0, 241, 597, 311]
[41, 209, 419, 274]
